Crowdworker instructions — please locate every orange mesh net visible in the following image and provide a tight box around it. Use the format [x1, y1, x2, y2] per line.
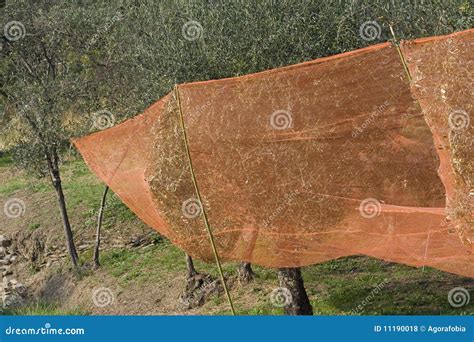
[72, 29, 473, 278]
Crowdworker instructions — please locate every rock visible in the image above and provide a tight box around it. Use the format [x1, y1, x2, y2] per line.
[2, 269, 13, 277]
[0, 246, 6, 257]
[2, 293, 24, 308]
[0, 259, 11, 266]
[14, 283, 26, 294]
[12, 229, 46, 268]
[0, 235, 12, 248]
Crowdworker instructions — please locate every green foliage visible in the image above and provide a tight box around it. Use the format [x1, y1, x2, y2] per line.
[0, 300, 89, 316]
[1, 0, 473, 316]
[28, 222, 41, 231]
[3, 0, 472, 147]
[2, 0, 471, 178]
[10, 142, 49, 177]
[0, 154, 13, 167]
[87, 0, 473, 120]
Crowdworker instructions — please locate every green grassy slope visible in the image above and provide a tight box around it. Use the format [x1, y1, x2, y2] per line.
[0, 155, 473, 315]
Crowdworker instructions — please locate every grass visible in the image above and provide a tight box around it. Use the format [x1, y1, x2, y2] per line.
[5, 240, 474, 316]
[96, 241, 474, 315]
[99, 240, 185, 285]
[60, 159, 104, 211]
[0, 154, 27, 195]
[96, 237, 245, 287]
[0, 154, 13, 167]
[104, 193, 139, 223]
[0, 301, 89, 315]
[218, 256, 474, 315]
[2, 155, 473, 316]
[0, 155, 137, 231]
[28, 222, 41, 231]
[0, 155, 104, 209]
[0, 177, 27, 196]
[59, 159, 137, 225]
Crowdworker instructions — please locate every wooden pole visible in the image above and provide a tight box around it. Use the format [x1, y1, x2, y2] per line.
[175, 85, 236, 315]
[93, 185, 109, 267]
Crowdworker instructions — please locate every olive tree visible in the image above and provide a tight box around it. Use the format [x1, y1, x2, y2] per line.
[1, 1, 128, 267]
[2, 0, 471, 311]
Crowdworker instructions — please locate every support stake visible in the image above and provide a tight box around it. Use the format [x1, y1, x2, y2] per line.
[174, 85, 236, 315]
[389, 24, 412, 82]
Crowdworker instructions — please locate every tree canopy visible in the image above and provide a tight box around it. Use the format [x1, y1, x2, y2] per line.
[1, 0, 472, 163]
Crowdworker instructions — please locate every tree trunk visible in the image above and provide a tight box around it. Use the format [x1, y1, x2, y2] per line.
[52, 171, 79, 267]
[277, 267, 313, 315]
[186, 254, 198, 279]
[93, 185, 109, 267]
[47, 151, 78, 268]
[237, 262, 255, 284]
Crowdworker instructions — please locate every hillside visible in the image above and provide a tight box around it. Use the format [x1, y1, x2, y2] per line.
[1, 154, 473, 315]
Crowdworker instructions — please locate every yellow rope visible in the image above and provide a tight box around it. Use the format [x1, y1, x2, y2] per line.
[174, 85, 236, 315]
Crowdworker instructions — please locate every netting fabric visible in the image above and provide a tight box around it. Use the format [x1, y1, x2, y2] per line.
[73, 29, 473, 278]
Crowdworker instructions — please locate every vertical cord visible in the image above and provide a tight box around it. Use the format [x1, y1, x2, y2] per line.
[389, 25, 412, 82]
[174, 85, 236, 315]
